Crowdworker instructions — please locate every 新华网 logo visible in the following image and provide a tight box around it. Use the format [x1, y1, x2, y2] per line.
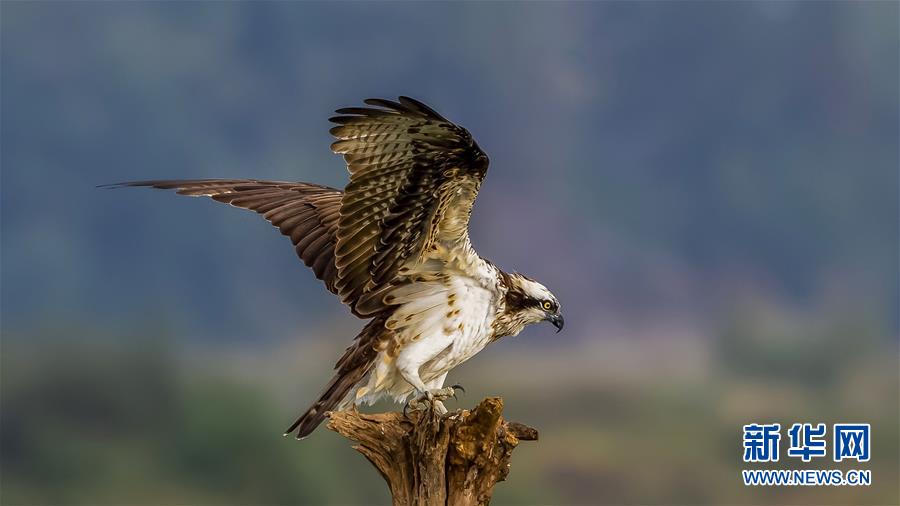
[741, 423, 871, 487]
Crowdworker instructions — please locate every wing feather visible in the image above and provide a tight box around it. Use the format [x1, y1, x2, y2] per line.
[330, 97, 489, 315]
[102, 179, 347, 303]
[103, 97, 489, 320]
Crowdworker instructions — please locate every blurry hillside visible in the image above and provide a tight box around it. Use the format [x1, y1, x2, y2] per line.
[1, 2, 897, 505]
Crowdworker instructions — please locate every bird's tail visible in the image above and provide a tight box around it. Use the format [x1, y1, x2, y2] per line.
[284, 317, 384, 439]
[283, 367, 365, 439]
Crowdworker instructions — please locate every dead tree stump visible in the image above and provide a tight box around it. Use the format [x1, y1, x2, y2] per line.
[327, 397, 538, 506]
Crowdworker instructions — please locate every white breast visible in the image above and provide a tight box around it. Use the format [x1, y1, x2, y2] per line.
[357, 257, 501, 405]
[388, 275, 494, 366]
[426, 276, 496, 375]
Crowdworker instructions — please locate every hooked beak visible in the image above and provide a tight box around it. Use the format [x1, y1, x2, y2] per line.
[547, 313, 565, 333]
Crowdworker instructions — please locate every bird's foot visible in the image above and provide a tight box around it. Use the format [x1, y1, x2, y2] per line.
[403, 384, 465, 418]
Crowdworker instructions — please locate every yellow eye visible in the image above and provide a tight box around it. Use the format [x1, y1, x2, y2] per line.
[542, 301, 552, 310]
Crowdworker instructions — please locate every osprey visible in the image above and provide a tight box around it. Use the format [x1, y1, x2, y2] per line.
[107, 97, 563, 439]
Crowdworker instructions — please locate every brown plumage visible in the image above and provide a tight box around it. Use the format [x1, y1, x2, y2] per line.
[330, 97, 489, 316]
[106, 180, 344, 298]
[104, 97, 561, 440]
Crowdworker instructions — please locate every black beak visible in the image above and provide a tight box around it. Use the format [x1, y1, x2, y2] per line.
[548, 313, 564, 333]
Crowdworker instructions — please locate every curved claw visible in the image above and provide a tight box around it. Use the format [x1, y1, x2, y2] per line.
[449, 384, 465, 400]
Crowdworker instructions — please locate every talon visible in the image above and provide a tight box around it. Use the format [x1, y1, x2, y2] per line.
[403, 392, 421, 418]
[403, 386, 462, 416]
[403, 389, 432, 417]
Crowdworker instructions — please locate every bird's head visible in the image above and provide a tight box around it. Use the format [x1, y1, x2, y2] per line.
[496, 272, 563, 337]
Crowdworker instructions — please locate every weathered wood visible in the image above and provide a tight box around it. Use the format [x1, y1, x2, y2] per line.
[327, 397, 537, 506]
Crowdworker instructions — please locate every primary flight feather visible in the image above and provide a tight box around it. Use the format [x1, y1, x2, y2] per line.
[106, 96, 563, 439]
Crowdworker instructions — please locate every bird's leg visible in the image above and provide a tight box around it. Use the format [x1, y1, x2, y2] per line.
[399, 366, 431, 417]
[423, 372, 450, 415]
[397, 358, 461, 417]
[404, 389, 433, 417]
[403, 383, 465, 417]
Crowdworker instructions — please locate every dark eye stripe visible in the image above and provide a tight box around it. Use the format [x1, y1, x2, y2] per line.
[528, 297, 557, 311]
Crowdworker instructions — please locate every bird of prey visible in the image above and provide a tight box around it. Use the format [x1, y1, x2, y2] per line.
[106, 96, 563, 439]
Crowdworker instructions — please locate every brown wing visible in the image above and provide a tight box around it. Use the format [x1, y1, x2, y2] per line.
[103, 179, 345, 300]
[330, 97, 490, 316]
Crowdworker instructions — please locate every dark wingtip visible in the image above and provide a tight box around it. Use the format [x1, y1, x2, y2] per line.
[96, 180, 163, 190]
[397, 96, 446, 120]
[362, 97, 405, 111]
[332, 96, 444, 121]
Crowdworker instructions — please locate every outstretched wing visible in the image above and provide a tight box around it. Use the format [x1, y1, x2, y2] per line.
[103, 179, 345, 299]
[330, 96, 490, 316]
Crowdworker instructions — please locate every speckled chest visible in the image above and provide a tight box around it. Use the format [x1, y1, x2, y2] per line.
[422, 277, 499, 374]
[383, 257, 501, 377]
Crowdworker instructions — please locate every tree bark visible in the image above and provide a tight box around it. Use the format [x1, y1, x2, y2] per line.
[326, 397, 538, 506]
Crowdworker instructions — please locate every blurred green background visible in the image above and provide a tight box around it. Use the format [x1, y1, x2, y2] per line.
[1, 2, 897, 505]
